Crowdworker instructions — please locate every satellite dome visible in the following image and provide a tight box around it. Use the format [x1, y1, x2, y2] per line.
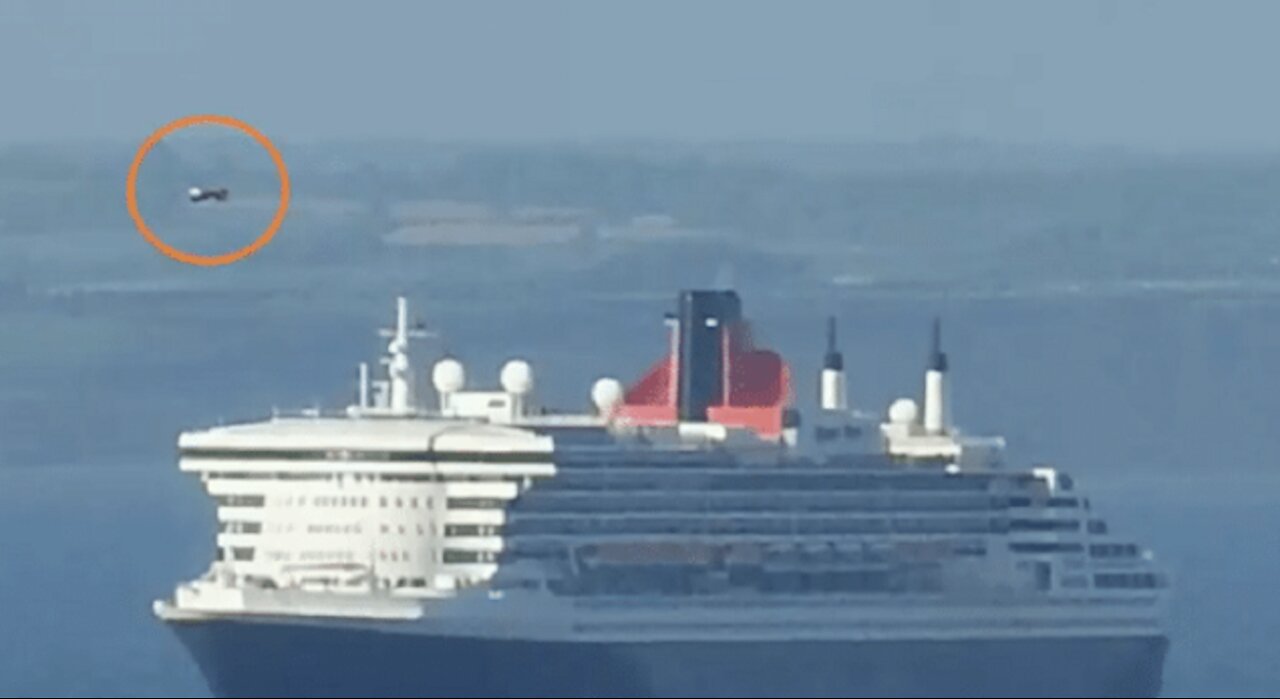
[888, 398, 919, 425]
[591, 377, 625, 416]
[432, 357, 465, 394]
[500, 359, 534, 395]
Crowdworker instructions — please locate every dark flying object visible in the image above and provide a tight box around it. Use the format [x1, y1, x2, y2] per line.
[188, 187, 229, 203]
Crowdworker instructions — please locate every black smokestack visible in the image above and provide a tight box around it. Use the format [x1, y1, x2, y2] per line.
[824, 316, 843, 371]
[676, 290, 742, 421]
[929, 317, 948, 373]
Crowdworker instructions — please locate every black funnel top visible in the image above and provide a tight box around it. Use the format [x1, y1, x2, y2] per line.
[929, 317, 948, 373]
[824, 316, 844, 371]
[676, 290, 742, 421]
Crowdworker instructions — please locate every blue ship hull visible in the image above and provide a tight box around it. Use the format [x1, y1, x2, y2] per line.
[168, 619, 1168, 698]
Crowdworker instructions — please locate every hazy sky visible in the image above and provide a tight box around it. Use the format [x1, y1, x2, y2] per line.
[4, 0, 1280, 150]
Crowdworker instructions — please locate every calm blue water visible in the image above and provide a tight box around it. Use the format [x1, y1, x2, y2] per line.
[1, 290, 1278, 697]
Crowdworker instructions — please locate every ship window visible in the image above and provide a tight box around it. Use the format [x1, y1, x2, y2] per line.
[380, 497, 388, 508]
[444, 549, 482, 564]
[1094, 572, 1159, 589]
[445, 524, 505, 537]
[1089, 543, 1140, 559]
[218, 521, 263, 534]
[231, 547, 255, 562]
[215, 494, 266, 508]
[411, 498, 419, 508]
[1087, 520, 1108, 535]
[442, 549, 495, 564]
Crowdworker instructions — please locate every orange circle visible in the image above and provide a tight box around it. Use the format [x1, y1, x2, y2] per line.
[125, 114, 290, 267]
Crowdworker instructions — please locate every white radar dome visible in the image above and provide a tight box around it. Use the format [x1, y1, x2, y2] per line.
[888, 398, 919, 425]
[500, 359, 534, 395]
[591, 377, 625, 415]
[432, 357, 465, 394]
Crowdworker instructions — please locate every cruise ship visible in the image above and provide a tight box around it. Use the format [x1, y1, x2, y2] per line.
[155, 290, 1170, 698]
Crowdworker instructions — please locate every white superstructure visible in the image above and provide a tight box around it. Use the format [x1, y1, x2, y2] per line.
[156, 292, 1169, 654]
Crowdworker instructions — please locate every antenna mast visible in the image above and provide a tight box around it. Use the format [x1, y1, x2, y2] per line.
[375, 296, 435, 414]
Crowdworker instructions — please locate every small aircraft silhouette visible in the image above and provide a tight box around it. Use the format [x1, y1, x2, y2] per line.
[188, 187, 229, 203]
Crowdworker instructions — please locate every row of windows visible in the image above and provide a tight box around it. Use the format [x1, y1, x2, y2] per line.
[312, 496, 368, 508]
[570, 563, 946, 596]
[443, 549, 498, 564]
[1094, 572, 1160, 589]
[1006, 496, 1080, 509]
[516, 492, 1001, 515]
[445, 525, 502, 537]
[1008, 519, 1080, 533]
[508, 515, 997, 537]
[218, 521, 263, 534]
[208, 472, 335, 481]
[448, 498, 509, 510]
[291, 550, 428, 564]
[283, 495, 435, 509]
[267, 549, 434, 564]
[215, 494, 266, 507]
[296, 550, 357, 563]
[217, 494, 441, 510]
[307, 524, 363, 535]
[1090, 543, 1141, 559]
[1009, 542, 1084, 555]
[231, 522, 438, 537]
[379, 523, 434, 537]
